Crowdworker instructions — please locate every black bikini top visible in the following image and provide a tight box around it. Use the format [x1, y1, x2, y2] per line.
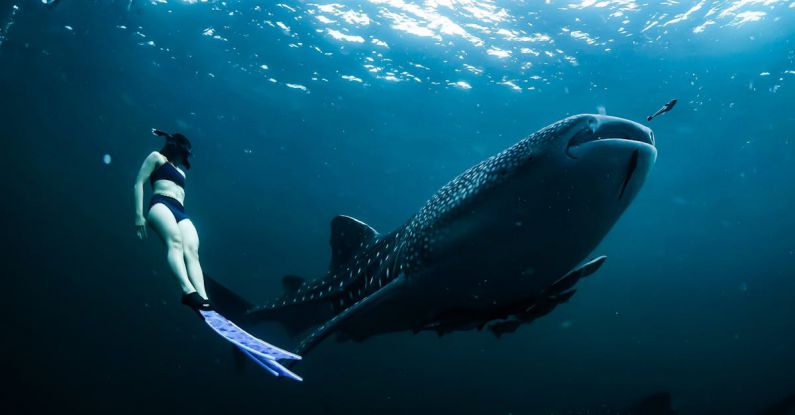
[150, 162, 186, 188]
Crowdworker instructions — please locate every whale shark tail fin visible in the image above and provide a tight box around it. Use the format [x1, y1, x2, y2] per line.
[243, 215, 382, 330]
[204, 274, 253, 323]
[204, 274, 332, 336]
[251, 289, 336, 337]
[208, 215, 384, 352]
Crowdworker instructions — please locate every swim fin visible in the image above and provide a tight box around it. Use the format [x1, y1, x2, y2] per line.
[199, 310, 303, 381]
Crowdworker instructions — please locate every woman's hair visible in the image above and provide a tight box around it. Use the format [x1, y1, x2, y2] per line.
[158, 132, 192, 169]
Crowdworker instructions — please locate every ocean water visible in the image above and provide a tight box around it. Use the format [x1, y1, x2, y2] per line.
[2, 1, 795, 414]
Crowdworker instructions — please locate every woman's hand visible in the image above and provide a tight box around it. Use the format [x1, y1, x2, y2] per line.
[135, 216, 148, 239]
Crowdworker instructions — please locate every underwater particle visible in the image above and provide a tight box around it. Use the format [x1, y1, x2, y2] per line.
[560, 320, 573, 329]
[64, 25, 73, 31]
[103, 154, 112, 165]
[672, 196, 689, 205]
[739, 282, 748, 292]
[597, 105, 607, 115]
[0, 5, 21, 48]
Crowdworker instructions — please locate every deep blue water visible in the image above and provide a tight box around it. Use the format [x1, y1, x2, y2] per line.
[2, 1, 795, 414]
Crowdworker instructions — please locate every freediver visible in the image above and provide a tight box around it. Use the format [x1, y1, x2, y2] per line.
[133, 129, 213, 312]
[647, 99, 677, 121]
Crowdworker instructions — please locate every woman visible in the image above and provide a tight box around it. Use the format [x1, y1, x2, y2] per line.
[133, 129, 213, 312]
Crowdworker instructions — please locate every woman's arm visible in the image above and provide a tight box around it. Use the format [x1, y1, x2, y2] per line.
[133, 152, 162, 238]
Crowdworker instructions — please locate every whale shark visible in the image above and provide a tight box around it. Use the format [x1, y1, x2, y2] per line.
[208, 114, 657, 357]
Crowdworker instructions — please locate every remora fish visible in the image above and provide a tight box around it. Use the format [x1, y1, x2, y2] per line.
[208, 114, 657, 357]
[647, 99, 677, 121]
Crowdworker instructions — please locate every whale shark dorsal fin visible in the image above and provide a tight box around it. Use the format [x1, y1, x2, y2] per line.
[329, 215, 379, 272]
[282, 275, 306, 294]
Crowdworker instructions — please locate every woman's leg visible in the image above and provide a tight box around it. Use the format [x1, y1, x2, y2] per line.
[178, 219, 207, 299]
[148, 204, 196, 294]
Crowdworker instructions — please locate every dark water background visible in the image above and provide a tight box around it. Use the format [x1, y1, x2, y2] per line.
[2, 1, 794, 414]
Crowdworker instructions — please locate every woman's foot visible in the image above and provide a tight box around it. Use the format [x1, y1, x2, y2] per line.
[181, 291, 214, 311]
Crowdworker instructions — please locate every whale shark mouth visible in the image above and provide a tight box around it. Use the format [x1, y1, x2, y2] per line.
[619, 149, 640, 200]
[566, 117, 654, 159]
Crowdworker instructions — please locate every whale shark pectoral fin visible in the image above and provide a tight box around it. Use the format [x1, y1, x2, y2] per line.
[488, 319, 522, 338]
[547, 255, 607, 294]
[294, 274, 405, 356]
[488, 288, 581, 338]
[486, 258, 606, 339]
[329, 215, 379, 272]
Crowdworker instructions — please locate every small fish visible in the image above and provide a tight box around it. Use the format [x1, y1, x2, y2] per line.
[647, 99, 677, 121]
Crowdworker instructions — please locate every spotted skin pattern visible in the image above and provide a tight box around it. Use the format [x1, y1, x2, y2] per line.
[250, 232, 405, 314]
[251, 117, 577, 317]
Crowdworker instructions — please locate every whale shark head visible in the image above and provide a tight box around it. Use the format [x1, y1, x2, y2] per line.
[409, 114, 656, 297]
[542, 113, 656, 202]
